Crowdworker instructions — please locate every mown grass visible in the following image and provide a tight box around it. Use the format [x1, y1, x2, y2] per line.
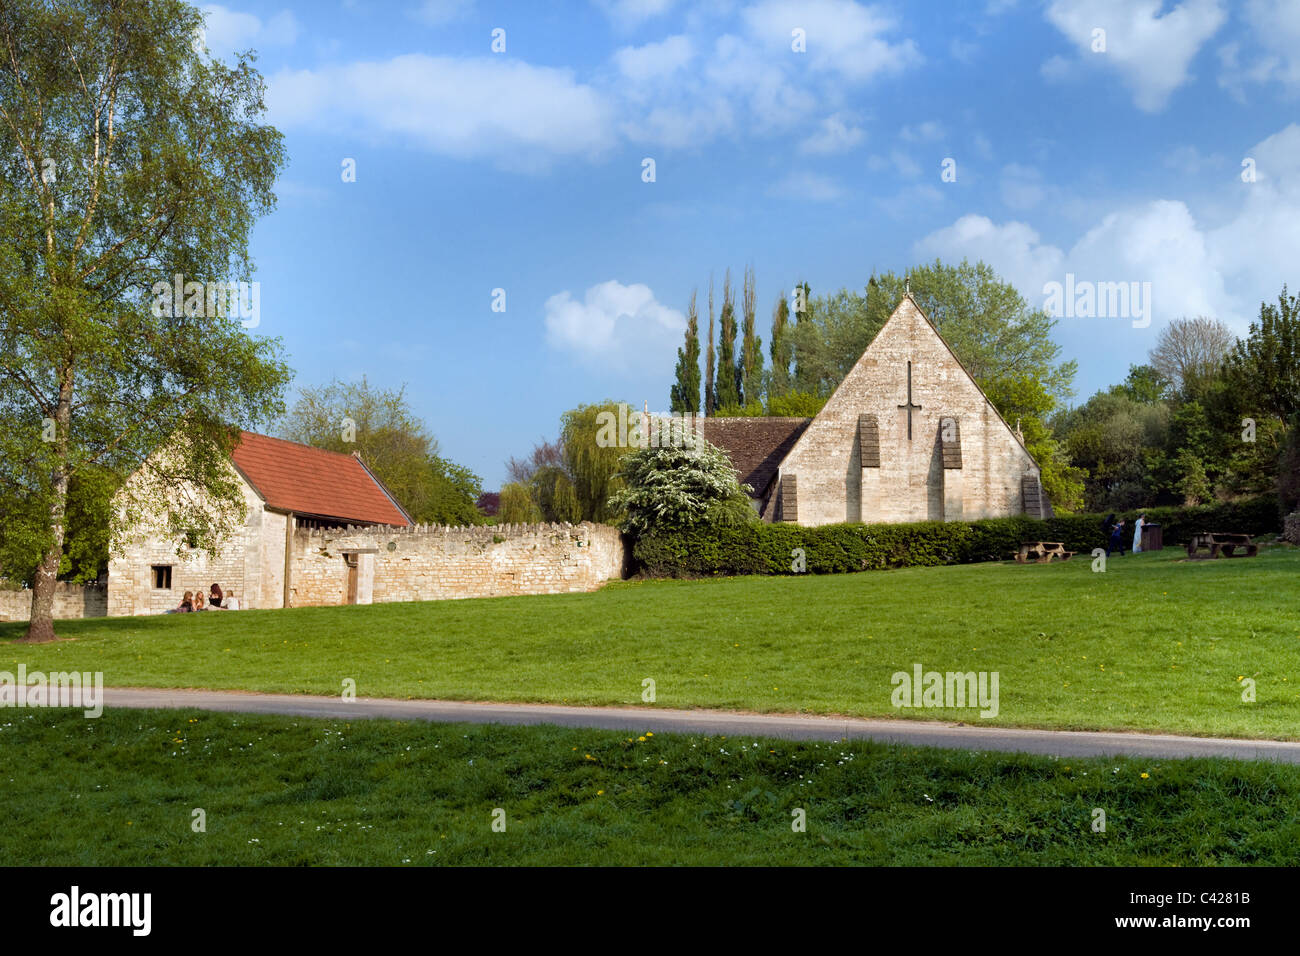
[3, 546, 1298, 739]
[2, 709, 1297, 866]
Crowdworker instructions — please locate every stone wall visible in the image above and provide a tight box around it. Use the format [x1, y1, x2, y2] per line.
[779, 296, 1040, 526]
[287, 521, 626, 607]
[1284, 511, 1300, 544]
[0, 583, 107, 622]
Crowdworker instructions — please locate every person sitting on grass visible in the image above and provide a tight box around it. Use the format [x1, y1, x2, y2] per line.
[167, 591, 194, 614]
[193, 592, 205, 611]
[209, 583, 224, 608]
[223, 590, 240, 611]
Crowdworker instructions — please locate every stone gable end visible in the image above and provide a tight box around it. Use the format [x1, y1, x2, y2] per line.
[777, 295, 1041, 526]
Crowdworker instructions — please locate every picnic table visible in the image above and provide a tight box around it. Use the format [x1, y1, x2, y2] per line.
[1013, 541, 1077, 564]
[1186, 532, 1259, 559]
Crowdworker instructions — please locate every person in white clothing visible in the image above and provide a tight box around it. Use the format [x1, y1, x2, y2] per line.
[223, 591, 241, 611]
[1132, 513, 1146, 553]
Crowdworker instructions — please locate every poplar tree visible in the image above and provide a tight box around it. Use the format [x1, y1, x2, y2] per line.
[714, 270, 741, 410]
[739, 266, 763, 407]
[769, 291, 792, 399]
[704, 275, 716, 416]
[669, 289, 700, 414]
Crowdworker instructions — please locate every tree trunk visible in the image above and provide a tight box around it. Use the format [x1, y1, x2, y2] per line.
[21, 368, 73, 644]
[20, 540, 62, 643]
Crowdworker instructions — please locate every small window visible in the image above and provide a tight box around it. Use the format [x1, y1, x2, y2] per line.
[151, 565, 173, 589]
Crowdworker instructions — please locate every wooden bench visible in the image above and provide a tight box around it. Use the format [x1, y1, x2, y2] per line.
[1186, 532, 1259, 559]
[1013, 541, 1077, 564]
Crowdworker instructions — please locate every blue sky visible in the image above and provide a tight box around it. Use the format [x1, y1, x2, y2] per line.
[200, 0, 1300, 486]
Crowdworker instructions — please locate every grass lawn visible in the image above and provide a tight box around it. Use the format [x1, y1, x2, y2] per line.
[2, 546, 1298, 739]
[2, 708, 1297, 865]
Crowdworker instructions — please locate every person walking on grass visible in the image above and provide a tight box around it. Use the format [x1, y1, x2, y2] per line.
[1132, 513, 1146, 553]
[1106, 518, 1126, 558]
[1101, 512, 1116, 546]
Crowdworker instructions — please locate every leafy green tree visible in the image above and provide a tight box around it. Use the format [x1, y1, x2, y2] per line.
[714, 271, 741, 410]
[1225, 285, 1299, 425]
[670, 290, 701, 415]
[769, 292, 792, 399]
[424, 457, 485, 526]
[984, 373, 1085, 512]
[1278, 417, 1300, 514]
[790, 283, 889, 397]
[704, 276, 716, 416]
[0, 0, 291, 641]
[1109, 364, 1170, 404]
[560, 401, 629, 523]
[739, 266, 763, 406]
[497, 482, 541, 524]
[792, 281, 811, 387]
[713, 397, 766, 417]
[1056, 392, 1170, 510]
[609, 427, 754, 537]
[280, 377, 482, 525]
[766, 391, 827, 417]
[1175, 449, 1213, 506]
[530, 465, 581, 523]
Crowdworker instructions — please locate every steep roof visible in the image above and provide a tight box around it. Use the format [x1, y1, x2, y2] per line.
[230, 431, 412, 526]
[699, 417, 811, 496]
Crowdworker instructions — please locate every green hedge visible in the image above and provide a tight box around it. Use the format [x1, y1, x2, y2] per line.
[632, 496, 1282, 577]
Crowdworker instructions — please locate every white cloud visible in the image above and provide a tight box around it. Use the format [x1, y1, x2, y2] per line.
[200, 5, 299, 58]
[900, 120, 945, 144]
[412, 0, 476, 25]
[614, 34, 695, 86]
[544, 281, 685, 370]
[1043, 0, 1227, 111]
[1209, 123, 1300, 303]
[741, 0, 922, 83]
[914, 215, 1065, 300]
[799, 112, 865, 154]
[593, 0, 678, 29]
[1219, 0, 1300, 96]
[767, 171, 845, 201]
[268, 55, 615, 170]
[868, 149, 922, 179]
[1162, 144, 1224, 176]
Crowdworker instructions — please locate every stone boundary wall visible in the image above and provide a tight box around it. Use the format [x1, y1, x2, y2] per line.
[1284, 512, 1300, 544]
[287, 521, 627, 607]
[0, 583, 108, 622]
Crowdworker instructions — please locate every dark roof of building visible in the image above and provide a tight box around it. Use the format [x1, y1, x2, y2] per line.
[699, 417, 811, 496]
[230, 432, 412, 526]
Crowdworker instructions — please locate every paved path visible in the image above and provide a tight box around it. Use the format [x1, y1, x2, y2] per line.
[99, 687, 1300, 764]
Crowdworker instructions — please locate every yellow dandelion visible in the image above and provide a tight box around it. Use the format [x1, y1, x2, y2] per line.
[1140, 772, 1150, 779]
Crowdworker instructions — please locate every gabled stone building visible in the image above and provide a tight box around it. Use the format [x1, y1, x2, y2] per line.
[701, 293, 1052, 526]
[106, 432, 626, 616]
[108, 432, 413, 615]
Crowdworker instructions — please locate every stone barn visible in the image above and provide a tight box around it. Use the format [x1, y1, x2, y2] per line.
[108, 432, 413, 615]
[107, 432, 626, 616]
[700, 293, 1052, 526]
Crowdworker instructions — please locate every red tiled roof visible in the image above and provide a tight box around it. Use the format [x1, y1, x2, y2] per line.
[231, 432, 411, 526]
